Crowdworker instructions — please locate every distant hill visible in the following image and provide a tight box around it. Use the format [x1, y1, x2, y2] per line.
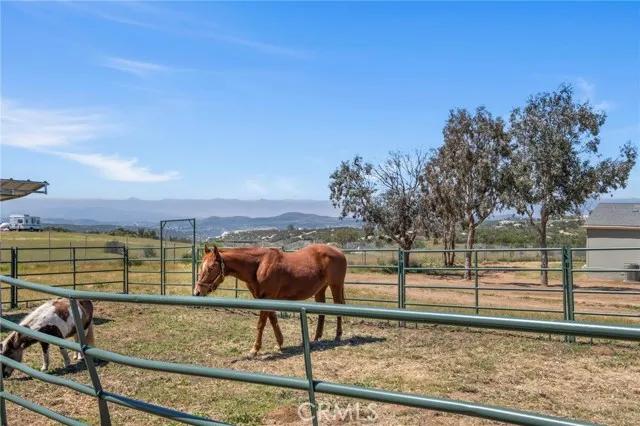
[31, 212, 359, 240]
[2, 197, 340, 224]
[196, 212, 359, 237]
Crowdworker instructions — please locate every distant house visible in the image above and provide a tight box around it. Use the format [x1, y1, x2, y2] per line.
[584, 202, 640, 279]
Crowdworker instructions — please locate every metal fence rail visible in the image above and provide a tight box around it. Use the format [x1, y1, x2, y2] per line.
[2, 276, 639, 426]
[2, 245, 639, 322]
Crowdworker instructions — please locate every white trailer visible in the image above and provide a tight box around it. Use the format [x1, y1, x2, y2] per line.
[9, 214, 42, 231]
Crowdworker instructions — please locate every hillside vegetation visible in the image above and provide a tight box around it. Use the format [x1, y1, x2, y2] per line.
[218, 217, 586, 249]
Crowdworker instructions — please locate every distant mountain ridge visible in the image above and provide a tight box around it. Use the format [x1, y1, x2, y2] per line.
[34, 212, 360, 239]
[2, 197, 340, 224]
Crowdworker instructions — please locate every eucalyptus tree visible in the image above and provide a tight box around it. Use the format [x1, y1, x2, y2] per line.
[508, 84, 637, 285]
[421, 153, 463, 266]
[329, 151, 428, 266]
[438, 107, 510, 278]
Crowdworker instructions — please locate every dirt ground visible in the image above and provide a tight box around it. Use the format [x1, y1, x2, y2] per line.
[341, 267, 640, 325]
[3, 300, 639, 426]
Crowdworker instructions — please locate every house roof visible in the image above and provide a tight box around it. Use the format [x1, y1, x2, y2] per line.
[585, 202, 640, 229]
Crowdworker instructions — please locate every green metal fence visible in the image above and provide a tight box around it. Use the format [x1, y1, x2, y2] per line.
[2, 275, 640, 426]
[2, 246, 639, 322]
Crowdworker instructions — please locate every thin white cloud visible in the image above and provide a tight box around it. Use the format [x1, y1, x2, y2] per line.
[1, 99, 180, 183]
[1, 99, 105, 149]
[101, 56, 172, 77]
[53, 152, 180, 183]
[243, 176, 300, 198]
[62, 2, 310, 59]
[575, 77, 615, 112]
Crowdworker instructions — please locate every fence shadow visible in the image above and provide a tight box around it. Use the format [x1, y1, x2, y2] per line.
[11, 358, 109, 381]
[239, 335, 387, 362]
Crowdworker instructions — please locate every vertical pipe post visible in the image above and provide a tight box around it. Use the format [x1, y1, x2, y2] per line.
[72, 248, 77, 291]
[561, 246, 576, 343]
[397, 249, 405, 327]
[397, 248, 403, 310]
[561, 246, 569, 322]
[567, 248, 575, 322]
[160, 222, 165, 296]
[191, 219, 196, 293]
[0, 370, 5, 426]
[402, 251, 407, 311]
[10, 248, 18, 309]
[0, 282, 7, 426]
[299, 308, 318, 426]
[69, 299, 111, 425]
[474, 250, 479, 315]
[234, 277, 239, 299]
[122, 247, 128, 294]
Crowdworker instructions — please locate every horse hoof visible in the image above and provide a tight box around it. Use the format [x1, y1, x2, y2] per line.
[247, 349, 258, 358]
[40, 366, 48, 372]
[273, 345, 283, 353]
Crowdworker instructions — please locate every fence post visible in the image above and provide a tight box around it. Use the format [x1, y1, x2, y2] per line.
[562, 247, 568, 323]
[122, 247, 129, 294]
[160, 246, 165, 296]
[191, 245, 196, 294]
[160, 223, 165, 296]
[474, 250, 479, 315]
[397, 249, 403, 309]
[69, 299, 111, 425]
[397, 249, 406, 327]
[0, 276, 7, 425]
[10, 248, 18, 309]
[0, 371, 6, 426]
[72, 248, 77, 291]
[567, 249, 575, 323]
[561, 246, 576, 343]
[299, 308, 318, 426]
[402, 252, 407, 311]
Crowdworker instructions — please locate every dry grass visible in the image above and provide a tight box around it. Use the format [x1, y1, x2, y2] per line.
[3, 259, 639, 325]
[2, 243, 639, 424]
[3, 300, 640, 426]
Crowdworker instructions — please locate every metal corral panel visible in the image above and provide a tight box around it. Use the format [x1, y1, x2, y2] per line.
[586, 228, 640, 279]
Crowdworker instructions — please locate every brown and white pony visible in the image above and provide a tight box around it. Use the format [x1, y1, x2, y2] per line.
[1, 299, 95, 377]
[194, 244, 347, 356]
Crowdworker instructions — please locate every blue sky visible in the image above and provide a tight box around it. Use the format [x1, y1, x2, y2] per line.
[1, 1, 638, 200]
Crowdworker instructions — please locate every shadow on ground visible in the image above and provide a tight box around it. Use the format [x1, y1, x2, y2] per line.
[231, 335, 387, 363]
[10, 358, 109, 381]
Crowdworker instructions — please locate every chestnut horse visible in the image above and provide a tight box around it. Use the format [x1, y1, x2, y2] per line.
[194, 244, 347, 356]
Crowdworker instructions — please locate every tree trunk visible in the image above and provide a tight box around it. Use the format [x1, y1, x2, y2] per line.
[464, 222, 476, 280]
[539, 216, 549, 286]
[443, 228, 455, 267]
[402, 249, 411, 268]
[449, 225, 456, 266]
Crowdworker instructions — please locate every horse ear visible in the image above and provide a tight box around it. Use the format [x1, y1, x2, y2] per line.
[204, 244, 210, 254]
[213, 245, 221, 259]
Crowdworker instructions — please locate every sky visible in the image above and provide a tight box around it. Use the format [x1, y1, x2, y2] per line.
[1, 1, 639, 201]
